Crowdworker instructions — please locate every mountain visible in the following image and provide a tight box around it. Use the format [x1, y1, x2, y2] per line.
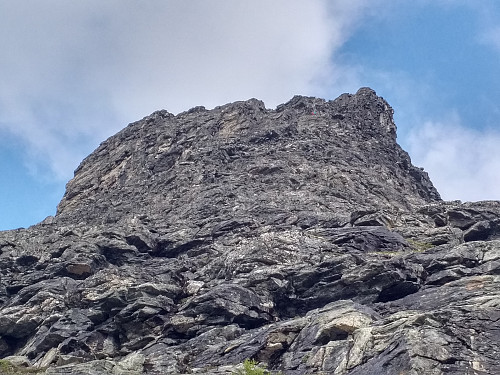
[1, 88, 499, 374]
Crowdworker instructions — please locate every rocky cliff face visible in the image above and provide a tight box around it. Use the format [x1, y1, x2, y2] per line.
[1, 88, 499, 374]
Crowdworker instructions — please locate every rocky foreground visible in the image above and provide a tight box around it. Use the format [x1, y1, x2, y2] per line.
[1, 88, 499, 374]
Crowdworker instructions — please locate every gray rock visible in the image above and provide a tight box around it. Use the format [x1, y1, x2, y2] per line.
[0, 88, 499, 374]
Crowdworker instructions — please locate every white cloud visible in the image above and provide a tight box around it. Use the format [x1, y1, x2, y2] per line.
[0, 0, 375, 181]
[405, 114, 500, 201]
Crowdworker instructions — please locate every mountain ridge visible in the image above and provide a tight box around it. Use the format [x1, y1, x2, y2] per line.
[1, 88, 499, 374]
[56, 87, 439, 227]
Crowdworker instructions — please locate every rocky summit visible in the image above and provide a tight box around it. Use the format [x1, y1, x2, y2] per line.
[1, 88, 499, 375]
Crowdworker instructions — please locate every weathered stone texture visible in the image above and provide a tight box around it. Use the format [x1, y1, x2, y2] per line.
[1, 88, 499, 374]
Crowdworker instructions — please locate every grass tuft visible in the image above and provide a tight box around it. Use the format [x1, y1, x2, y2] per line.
[233, 359, 281, 375]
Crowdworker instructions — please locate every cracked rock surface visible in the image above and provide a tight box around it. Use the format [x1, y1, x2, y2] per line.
[1, 88, 499, 374]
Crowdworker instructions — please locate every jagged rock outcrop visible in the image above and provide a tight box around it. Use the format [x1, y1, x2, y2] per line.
[1, 88, 499, 374]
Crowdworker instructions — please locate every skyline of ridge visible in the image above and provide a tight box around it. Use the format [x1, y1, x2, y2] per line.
[1, 1, 500, 229]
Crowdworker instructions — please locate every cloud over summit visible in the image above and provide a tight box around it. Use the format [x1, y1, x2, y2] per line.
[1, 0, 499, 230]
[1, 0, 373, 181]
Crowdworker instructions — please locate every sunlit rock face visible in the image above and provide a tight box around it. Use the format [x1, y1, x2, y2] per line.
[1, 88, 500, 374]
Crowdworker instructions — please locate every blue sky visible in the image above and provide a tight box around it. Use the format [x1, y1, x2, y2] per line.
[1, 0, 500, 230]
[339, 2, 500, 132]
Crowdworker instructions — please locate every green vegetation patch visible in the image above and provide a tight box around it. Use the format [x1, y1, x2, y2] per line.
[407, 239, 434, 252]
[233, 359, 281, 375]
[0, 359, 46, 374]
